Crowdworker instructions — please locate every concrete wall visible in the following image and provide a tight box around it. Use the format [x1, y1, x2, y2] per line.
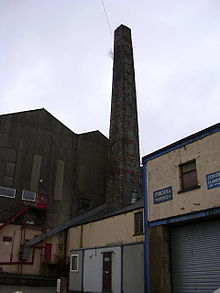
[0, 224, 42, 275]
[0, 109, 78, 228]
[149, 226, 171, 293]
[76, 132, 107, 214]
[147, 131, 220, 221]
[0, 109, 108, 229]
[67, 208, 144, 251]
[0, 224, 61, 276]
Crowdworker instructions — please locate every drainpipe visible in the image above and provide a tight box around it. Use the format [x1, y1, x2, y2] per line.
[142, 164, 150, 293]
[10, 231, 16, 262]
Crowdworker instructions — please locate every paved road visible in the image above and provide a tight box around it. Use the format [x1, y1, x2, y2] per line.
[0, 285, 57, 293]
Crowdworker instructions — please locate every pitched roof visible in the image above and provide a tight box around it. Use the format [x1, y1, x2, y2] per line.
[26, 198, 143, 246]
[0, 108, 108, 139]
[76, 198, 144, 226]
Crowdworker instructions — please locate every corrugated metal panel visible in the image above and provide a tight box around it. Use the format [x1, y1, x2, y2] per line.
[171, 220, 220, 293]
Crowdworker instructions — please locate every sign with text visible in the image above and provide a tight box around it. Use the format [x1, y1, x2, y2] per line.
[153, 186, 172, 204]
[206, 171, 220, 189]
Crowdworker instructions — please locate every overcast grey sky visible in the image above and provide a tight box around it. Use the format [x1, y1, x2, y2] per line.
[1, 0, 220, 158]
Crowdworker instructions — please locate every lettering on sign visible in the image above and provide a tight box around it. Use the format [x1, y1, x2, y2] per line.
[153, 186, 172, 204]
[206, 171, 220, 189]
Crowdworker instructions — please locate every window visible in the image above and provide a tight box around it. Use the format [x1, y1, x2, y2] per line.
[134, 212, 144, 235]
[70, 254, 79, 272]
[3, 236, 12, 242]
[5, 162, 15, 187]
[22, 190, 36, 202]
[79, 198, 91, 210]
[0, 186, 16, 198]
[180, 160, 198, 191]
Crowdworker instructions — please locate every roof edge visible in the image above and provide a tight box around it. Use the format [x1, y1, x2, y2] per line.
[142, 122, 220, 164]
[0, 108, 45, 117]
[0, 108, 107, 138]
[79, 130, 108, 140]
[77, 199, 144, 226]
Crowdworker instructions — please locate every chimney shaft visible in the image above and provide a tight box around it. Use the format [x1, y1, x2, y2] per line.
[106, 25, 141, 210]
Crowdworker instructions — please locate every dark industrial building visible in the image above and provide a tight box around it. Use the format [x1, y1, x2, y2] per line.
[0, 24, 142, 234]
[0, 108, 108, 229]
[0, 24, 143, 289]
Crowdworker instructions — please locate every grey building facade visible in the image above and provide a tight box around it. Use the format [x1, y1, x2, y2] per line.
[0, 108, 108, 229]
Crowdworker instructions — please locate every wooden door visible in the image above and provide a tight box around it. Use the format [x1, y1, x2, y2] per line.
[102, 252, 112, 291]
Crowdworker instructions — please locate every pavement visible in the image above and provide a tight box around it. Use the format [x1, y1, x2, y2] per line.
[0, 285, 57, 293]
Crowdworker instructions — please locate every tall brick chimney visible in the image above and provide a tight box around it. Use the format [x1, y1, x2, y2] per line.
[105, 25, 141, 210]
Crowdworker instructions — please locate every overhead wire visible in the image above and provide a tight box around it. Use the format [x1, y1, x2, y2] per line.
[101, 0, 113, 38]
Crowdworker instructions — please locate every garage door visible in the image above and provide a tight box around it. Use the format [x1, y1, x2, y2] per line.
[171, 220, 220, 293]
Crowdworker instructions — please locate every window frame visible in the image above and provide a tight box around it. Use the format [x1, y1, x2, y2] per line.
[22, 190, 36, 202]
[70, 254, 79, 272]
[79, 198, 92, 211]
[134, 211, 144, 236]
[2, 236, 13, 242]
[0, 186, 16, 199]
[179, 159, 199, 192]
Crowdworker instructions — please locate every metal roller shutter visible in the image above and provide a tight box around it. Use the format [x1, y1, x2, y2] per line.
[171, 220, 220, 293]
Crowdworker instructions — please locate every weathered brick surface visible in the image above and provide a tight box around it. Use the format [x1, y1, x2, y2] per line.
[106, 25, 141, 210]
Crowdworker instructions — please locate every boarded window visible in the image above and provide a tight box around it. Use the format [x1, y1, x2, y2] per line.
[0, 186, 16, 198]
[70, 254, 79, 272]
[54, 160, 65, 201]
[134, 212, 144, 235]
[22, 190, 36, 202]
[6, 162, 15, 177]
[3, 236, 12, 242]
[180, 160, 198, 191]
[79, 198, 91, 210]
[30, 155, 42, 192]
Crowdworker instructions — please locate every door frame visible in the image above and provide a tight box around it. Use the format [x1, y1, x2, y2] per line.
[102, 251, 113, 292]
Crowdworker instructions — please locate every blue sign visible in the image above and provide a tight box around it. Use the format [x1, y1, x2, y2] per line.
[153, 186, 172, 204]
[206, 171, 220, 189]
